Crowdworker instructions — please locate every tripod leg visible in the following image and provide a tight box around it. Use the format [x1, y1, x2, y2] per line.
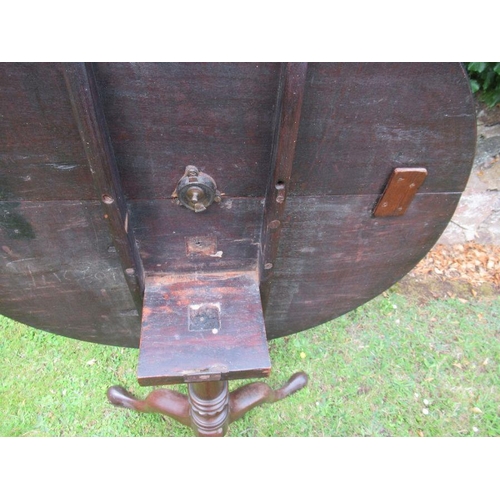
[107, 371, 308, 436]
[229, 371, 308, 424]
[107, 386, 191, 427]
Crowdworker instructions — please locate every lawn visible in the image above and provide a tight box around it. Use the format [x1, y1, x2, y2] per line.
[1, 254, 498, 437]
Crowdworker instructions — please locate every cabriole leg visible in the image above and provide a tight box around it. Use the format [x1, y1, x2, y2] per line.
[107, 371, 308, 436]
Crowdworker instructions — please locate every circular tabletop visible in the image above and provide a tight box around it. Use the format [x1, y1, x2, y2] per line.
[0, 63, 476, 347]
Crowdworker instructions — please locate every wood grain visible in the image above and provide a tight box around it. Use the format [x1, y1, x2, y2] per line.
[260, 63, 308, 307]
[290, 63, 476, 196]
[129, 197, 264, 274]
[63, 63, 144, 313]
[0, 200, 140, 346]
[264, 193, 462, 338]
[0, 63, 95, 202]
[93, 63, 281, 199]
[0, 63, 476, 347]
[138, 272, 270, 385]
[373, 167, 428, 217]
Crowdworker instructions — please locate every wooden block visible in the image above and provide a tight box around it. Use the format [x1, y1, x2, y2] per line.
[137, 271, 271, 386]
[373, 168, 427, 217]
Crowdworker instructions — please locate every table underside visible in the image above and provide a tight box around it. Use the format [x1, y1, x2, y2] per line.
[0, 63, 476, 347]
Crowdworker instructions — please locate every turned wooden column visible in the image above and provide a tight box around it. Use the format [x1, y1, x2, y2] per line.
[188, 381, 230, 437]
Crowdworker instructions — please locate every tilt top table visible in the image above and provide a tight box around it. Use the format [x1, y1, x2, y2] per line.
[0, 63, 476, 436]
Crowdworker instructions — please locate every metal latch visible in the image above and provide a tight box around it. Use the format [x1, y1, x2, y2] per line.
[173, 166, 221, 213]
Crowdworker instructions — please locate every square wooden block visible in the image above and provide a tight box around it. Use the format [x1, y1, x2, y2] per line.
[138, 271, 271, 386]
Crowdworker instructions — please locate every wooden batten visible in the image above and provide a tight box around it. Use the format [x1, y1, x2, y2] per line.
[259, 63, 308, 311]
[63, 63, 144, 313]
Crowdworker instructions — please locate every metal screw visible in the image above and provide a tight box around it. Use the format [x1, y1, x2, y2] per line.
[264, 263, 273, 270]
[409, 183, 415, 188]
[102, 194, 114, 204]
[187, 186, 204, 204]
[382, 202, 388, 208]
[268, 220, 281, 229]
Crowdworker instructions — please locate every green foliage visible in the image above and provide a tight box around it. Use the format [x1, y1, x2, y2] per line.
[466, 62, 500, 107]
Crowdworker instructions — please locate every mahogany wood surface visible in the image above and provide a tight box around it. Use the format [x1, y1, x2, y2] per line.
[129, 197, 264, 274]
[0, 63, 94, 201]
[259, 63, 308, 311]
[0, 63, 476, 347]
[107, 371, 308, 436]
[64, 62, 144, 312]
[93, 62, 281, 199]
[0, 200, 140, 345]
[264, 192, 462, 338]
[138, 271, 270, 385]
[290, 63, 475, 195]
[373, 167, 428, 217]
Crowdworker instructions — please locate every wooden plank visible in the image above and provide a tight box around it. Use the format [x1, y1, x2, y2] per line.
[138, 271, 271, 385]
[373, 167, 428, 217]
[0, 63, 95, 201]
[63, 63, 144, 313]
[129, 197, 264, 274]
[260, 63, 308, 305]
[289, 63, 476, 196]
[263, 192, 462, 339]
[93, 63, 281, 199]
[0, 201, 140, 346]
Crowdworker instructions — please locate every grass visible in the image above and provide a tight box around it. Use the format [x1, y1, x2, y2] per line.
[1, 281, 499, 437]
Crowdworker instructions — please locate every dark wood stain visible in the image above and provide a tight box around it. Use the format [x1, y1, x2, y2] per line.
[260, 63, 308, 310]
[93, 63, 281, 199]
[0, 63, 95, 201]
[138, 272, 270, 385]
[63, 63, 144, 313]
[130, 197, 264, 274]
[0, 63, 476, 349]
[0, 200, 140, 346]
[264, 193, 462, 338]
[0, 202, 35, 239]
[290, 63, 476, 196]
